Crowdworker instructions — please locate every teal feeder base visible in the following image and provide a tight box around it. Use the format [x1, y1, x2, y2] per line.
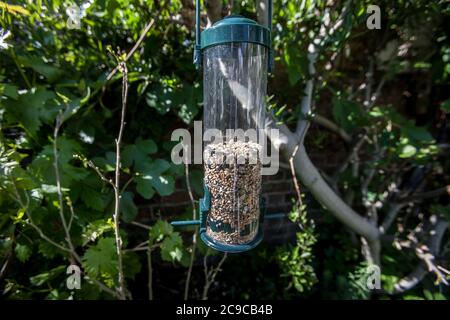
[200, 227, 263, 253]
[170, 183, 266, 253]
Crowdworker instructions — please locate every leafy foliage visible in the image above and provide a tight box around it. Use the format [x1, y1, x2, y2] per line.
[276, 202, 317, 293]
[0, 0, 448, 300]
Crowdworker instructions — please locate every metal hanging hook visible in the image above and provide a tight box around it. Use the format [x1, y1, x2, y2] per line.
[193, 0, 202, 68]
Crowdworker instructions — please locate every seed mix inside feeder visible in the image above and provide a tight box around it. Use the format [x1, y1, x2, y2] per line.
[204, 141, 262, 245]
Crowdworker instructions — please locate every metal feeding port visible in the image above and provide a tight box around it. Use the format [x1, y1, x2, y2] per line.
[171, 0, 273, 253]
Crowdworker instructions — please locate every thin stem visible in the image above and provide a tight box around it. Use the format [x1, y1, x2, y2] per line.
[147, 246, 153, 300]
[53, 112, 77, 256]
[112, 61, 129, 300]
[106, 14, 160, 81]
[289, 143, 303, 208]
[184, 162, 198, 300]
[10, 49, 32, 89]
[86, 160, 115, 188]
[130, 221, 151, 230]
[202, 252, 228, 300]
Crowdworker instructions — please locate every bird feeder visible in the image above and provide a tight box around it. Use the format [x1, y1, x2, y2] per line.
[172, 0, 273, 253]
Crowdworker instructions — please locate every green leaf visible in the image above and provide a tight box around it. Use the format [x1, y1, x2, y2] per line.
[82, 238, 118, 279]
[120, 191, 138, 223]
[399, 145, 417, 158]
[160, 233, 184, 263]
[30, 265, 65, 286]
[38, 242, 60, 259]
[151, 174, 175, 196]
[401, 125, 434, 143]
[18, 56, 63, 82]
[332, 97, 363, 132]
[122, 137, 157, 170]
[136, 178, 156, 199]
[135, 159, 174, 198]
[0, 83, 19, 99]
[3, 88, 56, 136]
[283, 45, 308, 86]
[82, 219, 113, 244]
[149, 220, 173, 243]
[40, 184, 69, 194]
[123, 252, 141, 280]
[80, 187, 106, 211]
[190, 169, 204, 195]
[31, 138, 88, 187]
[15, 243, 32, 263]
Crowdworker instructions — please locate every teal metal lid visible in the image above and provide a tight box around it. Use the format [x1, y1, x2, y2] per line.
[200, 15, 270, 50]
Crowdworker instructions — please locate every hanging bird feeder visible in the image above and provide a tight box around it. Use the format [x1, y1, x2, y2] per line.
[171, 0, 273, 253]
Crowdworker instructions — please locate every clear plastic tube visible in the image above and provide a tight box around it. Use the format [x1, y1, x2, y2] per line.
[203, 42, 268, 245]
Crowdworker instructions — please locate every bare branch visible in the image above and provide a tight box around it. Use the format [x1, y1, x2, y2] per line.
[256, 0, 269, 27]
[202, 251, 228, 300]
[204, 0, 222, 26]
[295, 0, 352, 140]
[130, 221, 151, 230]
[380, 202, 407, 234]
[86, 159, 115, 188]
[393, 218, 449, 294]
[333, 133, 367, 178]
[289, 143, 303, 206]
[112, 61, 129, 300]
[399, 186, 450, 204]
[184, 162, 198, 300]
[313, 114, 352, 143]
[266, 120, 381, 260]
[106, 14, 159, 81]
[147, 246, 153, 300]
[53, 111, 77, 257]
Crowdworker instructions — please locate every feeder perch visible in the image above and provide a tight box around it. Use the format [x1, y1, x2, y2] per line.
[171, 0, 273, 253]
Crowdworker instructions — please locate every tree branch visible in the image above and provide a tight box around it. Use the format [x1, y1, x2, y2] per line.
[256, 0, 269, 27]
[202, 251, 228, 300]
[262, 0, 382, 263]
[312, 114, 352, 143]
[112, 61, 129, 300]
[204, 0, 222, 26]
[183, 162, 198, 300]
[399, 186, 450, 204]
[393, 218, 449, 294]
[106, 13, 160, 81]
[53, 111, 78, 258]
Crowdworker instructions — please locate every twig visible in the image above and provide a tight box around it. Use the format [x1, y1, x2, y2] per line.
[295, 0, 352, 141]
[364, 58, 374, 110]
[106, 15, 159, 81]
[66, 196, 75, 231]
[112, 61, 129, 300]
[289, 144, 303, 207]
[10, 180, 71, 253]
[393, 218, 449, 293]
[399, 186, 450, 203]
[86, 159, 114, 188]
[333, 133, 367, 178]
[130, 221, 151, 230]
[202, 251, 228, 300]
[313, 114, 352, 143]
[53, 112, 77, 256]
[184, 162, 198, 300]
[121, 177, 135, 193]
[147, 246, 153, 300]
[8, 123, 120, 299]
